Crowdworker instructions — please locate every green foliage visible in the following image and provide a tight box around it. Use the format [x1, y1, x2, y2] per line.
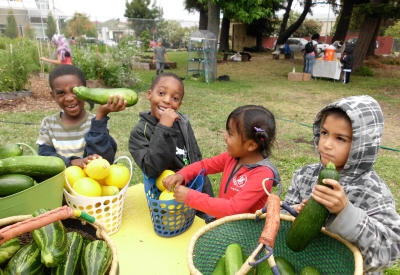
[46, 12, 58, 40]
[64, 12, 97, 38]
[72, 44, 140, 88]
[354, 66, 374, 76]
[124, 0, 160, 36]
[141, 30, 151, 50]
[5, 10, 19, 39]
[385, 21, 400, 38]
[0, 38, 40, 92]
[293, 19, 323, 37]
[23, 23, 36, 40]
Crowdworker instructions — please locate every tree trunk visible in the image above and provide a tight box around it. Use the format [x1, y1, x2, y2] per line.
[219, 16, 230, 52]
[207, 0, 220, 40]
[330, 0, 355, 43]
[199, 6, 208, 30]
[366, 17, 381, 56]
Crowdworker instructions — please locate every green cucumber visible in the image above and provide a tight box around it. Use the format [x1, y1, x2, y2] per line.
[0, 174, 35, 197]
[72, 86, 138, 107]
[80, 240, 112, 275]
[0, 143, 23, 159]
[225, 243, 244, 275]
[0, 155, 65, 178]
[0, 237, 20, 265]
[275, 256, 295, 275]
[5, 241, 46, 275]
[51, 232, 83, 275]
[300, 265, 322, 275]
[32, 208, 68, 268]
[211, 256, 225, 275]
[286, 162, 340, 252]
[256, 259, 273, 275]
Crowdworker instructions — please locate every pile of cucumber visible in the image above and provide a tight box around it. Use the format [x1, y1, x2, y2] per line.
[0, 143, 65, 198]
[0, 209, 112, 275]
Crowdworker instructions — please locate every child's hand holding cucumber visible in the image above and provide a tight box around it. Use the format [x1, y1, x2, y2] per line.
[72, 87, 138, 107]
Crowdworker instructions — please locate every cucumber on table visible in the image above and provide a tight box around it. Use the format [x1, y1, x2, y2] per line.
[0, 237, 20, 265]
[0, 143, 23, 159]
[225, 243, 244, 275]
[275, 256, 296, 275]
[0, 174, 35, 197]
[0, 155, 65, 178]
[72, 86, 138, 107]
[5, 241, 46, 275]
[32, 209, 69, 268]
[286, 162, 340, 252]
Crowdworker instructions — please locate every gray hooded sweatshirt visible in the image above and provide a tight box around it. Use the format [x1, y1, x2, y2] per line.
[284, 95, 400, 274]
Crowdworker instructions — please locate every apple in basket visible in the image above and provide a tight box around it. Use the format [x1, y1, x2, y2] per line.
[156, 170, 175, 191]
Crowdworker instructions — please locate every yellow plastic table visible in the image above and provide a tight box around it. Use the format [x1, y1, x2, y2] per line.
[110, 184, 206, 275]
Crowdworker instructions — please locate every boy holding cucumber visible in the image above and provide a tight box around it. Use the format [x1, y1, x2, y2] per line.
[128, 72, 215, 222]
[36, 65, 127, 168]
[283, 95, 400, 273]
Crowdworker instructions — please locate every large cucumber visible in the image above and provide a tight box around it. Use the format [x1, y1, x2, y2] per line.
[72, 86, 138, 107]
[0, 143, 23, 159]
[0, 155, 65, 178]
[211, 256, 225, 275]
[0, 237, 20, 265]
[286, 162, 340, 252]
[225, 243, 244, 275]
[80, 240, 112, 275]
[300, 266, 322, 275]
[5, 241, 46, 275]
[51, 232, 83, 275]
[256, 259, 273, 275]
[32, 209, 69, 268]
[275, 257, 296, 275]
[0, 174, 35, 197]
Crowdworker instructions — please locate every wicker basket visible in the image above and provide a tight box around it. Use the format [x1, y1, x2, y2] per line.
[0, 206, 119, 275]
[187, 213, 363, 275]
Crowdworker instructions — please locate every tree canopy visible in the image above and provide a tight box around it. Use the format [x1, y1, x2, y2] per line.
[64, 12, 97, 38]
[124, 0, 161, 37]
[5, 9, 19, 39]
[46, 12, 57, 40]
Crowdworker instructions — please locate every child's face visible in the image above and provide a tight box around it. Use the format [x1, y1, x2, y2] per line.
[157, 41, 163, 47]
[318, 115, 353, 171]
[51, 74, 86, 119]
[146, 76, 183, 120]
[224, 120, 247, 158]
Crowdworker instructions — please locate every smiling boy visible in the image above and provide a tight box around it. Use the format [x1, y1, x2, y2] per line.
[36, 65, 126, 168]
[283, 95, 400, 274]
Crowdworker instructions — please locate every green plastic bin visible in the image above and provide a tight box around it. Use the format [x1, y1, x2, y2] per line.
[0, 171, 65, 219]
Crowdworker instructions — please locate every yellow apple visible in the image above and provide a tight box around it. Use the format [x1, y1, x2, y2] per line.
[155, 170, 175, 191]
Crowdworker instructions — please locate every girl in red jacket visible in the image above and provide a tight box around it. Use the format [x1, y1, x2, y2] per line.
[162, 105, 281, 219]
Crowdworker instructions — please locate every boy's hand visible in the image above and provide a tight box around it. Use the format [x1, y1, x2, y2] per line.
[96, 94, 127, 119]
[71, 154, 102, 168]
[162, 174, 184, 192]
[311, 179, 348, 215]
[159, 108, 179, 127]
[173, 184, 189, 203]
[293, 199, 308, 213]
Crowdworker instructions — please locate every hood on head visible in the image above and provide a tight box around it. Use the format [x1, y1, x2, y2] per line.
[312, 95, 384, 185]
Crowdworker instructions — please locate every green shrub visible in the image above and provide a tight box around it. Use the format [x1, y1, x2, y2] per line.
[354, 66, 374, 76]
[0, 38, 40, 92]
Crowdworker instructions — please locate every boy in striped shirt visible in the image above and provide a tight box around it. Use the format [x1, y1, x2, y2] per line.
[36, 65, 126, 168]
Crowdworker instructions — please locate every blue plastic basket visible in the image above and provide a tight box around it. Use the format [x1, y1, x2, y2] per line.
[143, 171, 204, 237]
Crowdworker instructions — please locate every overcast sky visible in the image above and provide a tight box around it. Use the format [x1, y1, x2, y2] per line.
[55, 0, 199, 22]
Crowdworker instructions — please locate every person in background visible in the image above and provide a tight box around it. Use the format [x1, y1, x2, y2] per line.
[162, 105, 281, 219]
[40, 34, 73, 65]
[36, 65, 126, 168]
[284, 40, 294, 60]
[128, 72, 215, 222]
[332, 40, 345, 56]
[153, 38, 170, 75]
[71, 36, 76, 46]
[304, 33, 320, 77]
[340, 49, 354, 84]
[283, 95, 400, 274]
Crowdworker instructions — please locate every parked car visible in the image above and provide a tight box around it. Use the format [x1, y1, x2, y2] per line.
[100, 39, 118, 47]
[344, 38, 379, 52]
[274, 38, 308, 54]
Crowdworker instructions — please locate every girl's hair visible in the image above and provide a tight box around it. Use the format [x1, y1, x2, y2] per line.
[51, 34, 72, 61]
[150, 73, 185, 99]
[321, 108, 351, 126]
[49, 65, 86, 90]
[226, 105, 276, 156]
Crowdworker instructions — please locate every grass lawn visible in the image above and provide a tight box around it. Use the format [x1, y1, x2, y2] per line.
[1, 50, 399, 274]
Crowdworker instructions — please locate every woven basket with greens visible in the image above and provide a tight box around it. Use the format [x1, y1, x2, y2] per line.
[187, 213, 363, 275]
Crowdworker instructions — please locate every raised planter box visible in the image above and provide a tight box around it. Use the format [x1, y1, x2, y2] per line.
[132, 61, 177, 70]
[0, 91, 33, 100]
